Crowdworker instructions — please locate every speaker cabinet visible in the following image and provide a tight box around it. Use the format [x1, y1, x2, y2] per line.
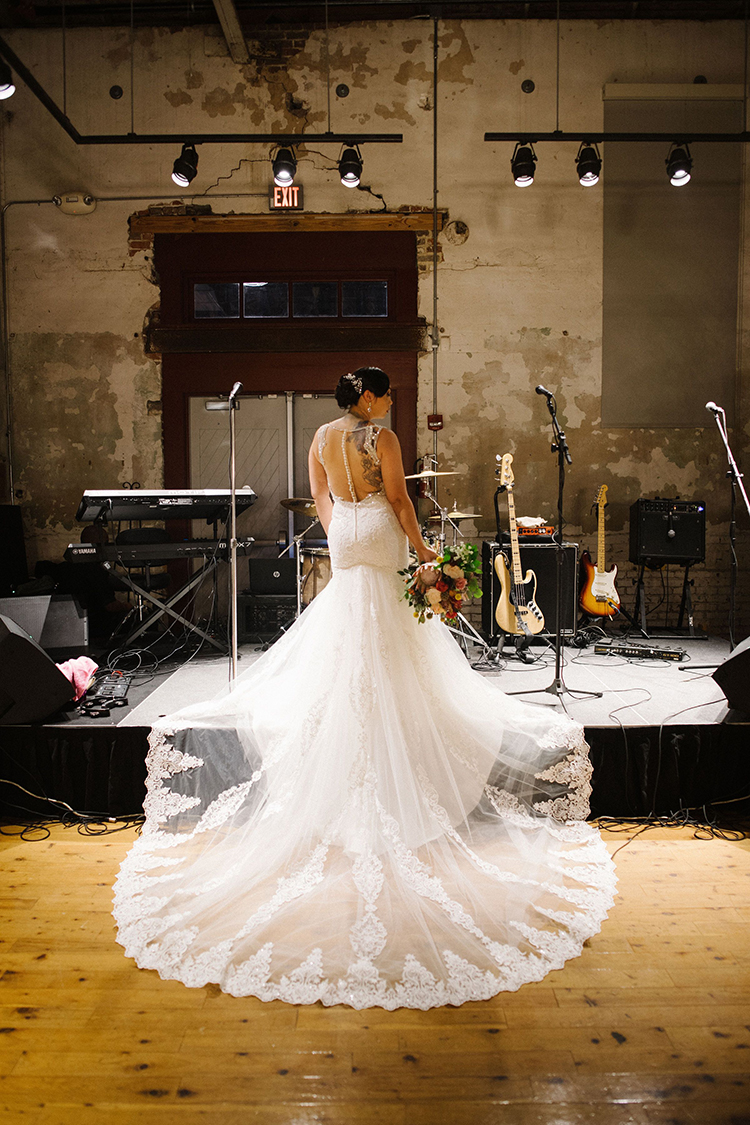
[629, 498, 706, 567]
[0, 594, 89, 651]
[0, 614, 75, 725]
[482, 541, 578, 639]
[713, 636, 750, 715]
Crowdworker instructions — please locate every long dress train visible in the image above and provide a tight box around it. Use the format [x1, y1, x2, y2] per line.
[113, 424, 616, 1010]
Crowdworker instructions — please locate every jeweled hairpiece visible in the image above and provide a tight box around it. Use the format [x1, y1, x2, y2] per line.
[343, 372, 363, 395]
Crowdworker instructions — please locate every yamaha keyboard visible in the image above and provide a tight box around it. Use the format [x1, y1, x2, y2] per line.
[65, 538, 264, 564]
[76, 488, 257, 523]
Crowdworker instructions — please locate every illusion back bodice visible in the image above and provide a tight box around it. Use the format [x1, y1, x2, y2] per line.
[317, 420, 383, 503]
[317, 418, 407, 573]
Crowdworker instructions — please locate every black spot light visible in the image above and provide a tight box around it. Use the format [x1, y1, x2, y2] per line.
[576, 142, 601, 187]
[666, 143, 692, 187]
[0, 60, 15, 100]
[511, 142, 537, 187]
[272, 147, 297, 187]
[172, 143, 199, 187]
[339, 145, 363, 189]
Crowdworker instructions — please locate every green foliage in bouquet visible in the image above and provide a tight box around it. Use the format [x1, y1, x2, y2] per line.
[399, 542, 482, 624]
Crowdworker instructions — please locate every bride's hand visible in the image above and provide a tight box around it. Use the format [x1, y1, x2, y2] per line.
[416, 548, 438, 566]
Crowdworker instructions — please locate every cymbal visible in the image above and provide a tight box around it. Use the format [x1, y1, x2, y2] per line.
[404, 469, 459, 480]
[280, 497, 318, 518]
[426, 510, 482, 523]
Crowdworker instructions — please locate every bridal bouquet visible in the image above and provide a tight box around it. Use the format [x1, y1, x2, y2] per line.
[400, 543, 482, 624]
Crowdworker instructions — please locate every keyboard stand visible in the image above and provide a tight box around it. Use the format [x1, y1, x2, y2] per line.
[112, 555, 227, 653]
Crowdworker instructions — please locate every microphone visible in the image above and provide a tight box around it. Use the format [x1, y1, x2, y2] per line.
[229, 381, 243, 401]
[535, 385, 554, 398]
[705, 401, 722, 414]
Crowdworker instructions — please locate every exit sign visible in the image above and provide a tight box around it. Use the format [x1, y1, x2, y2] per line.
[269, 184, 304, 210]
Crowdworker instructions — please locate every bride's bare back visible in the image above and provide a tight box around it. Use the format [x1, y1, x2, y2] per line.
[316, 419, 383, 503]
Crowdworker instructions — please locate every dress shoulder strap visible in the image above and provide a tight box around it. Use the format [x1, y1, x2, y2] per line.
[364, 423, 381, 462]
[317, 423, 329, 462]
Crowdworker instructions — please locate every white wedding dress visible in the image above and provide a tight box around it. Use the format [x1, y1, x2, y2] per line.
[113, 418, 616, 1009]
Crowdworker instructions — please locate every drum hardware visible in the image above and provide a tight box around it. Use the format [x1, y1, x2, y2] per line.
[415, 465, 490, 662]
[281, 497, 319, 519]
[425, 509, 481, 524]
[404, 469, 459, 480]
[275, 499, 327, 631]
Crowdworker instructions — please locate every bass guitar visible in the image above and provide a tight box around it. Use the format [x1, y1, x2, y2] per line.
[579, 484, 620, 617]
[493, 454, 545, 636]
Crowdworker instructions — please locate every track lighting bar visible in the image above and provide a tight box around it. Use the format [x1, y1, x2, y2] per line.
[0, 36, 402, 147]
[486, 130, 750, 143]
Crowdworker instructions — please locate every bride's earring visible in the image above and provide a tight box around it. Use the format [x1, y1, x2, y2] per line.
[367, 400, 372, 416]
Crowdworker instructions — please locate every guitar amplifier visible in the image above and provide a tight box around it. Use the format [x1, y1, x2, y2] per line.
[629, 498, 706, 567]
[481, 541, 578, 639]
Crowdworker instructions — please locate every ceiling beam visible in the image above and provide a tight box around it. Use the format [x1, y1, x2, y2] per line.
[212, 0, 250, 64]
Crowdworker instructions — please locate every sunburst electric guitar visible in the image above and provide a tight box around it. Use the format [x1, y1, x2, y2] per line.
[493, 454, 545, 636]
[578, 485, 620, 617]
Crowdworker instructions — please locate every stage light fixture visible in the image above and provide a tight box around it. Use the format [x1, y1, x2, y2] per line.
[666, 143, 692, 187]
[272, 147, 297, 187]
[171, 143, 199, 187]
[338, 145, 363, 189]
[576, 142, 601, 187]
[0, 61, 15, 100]
[511, 142, 537, 187]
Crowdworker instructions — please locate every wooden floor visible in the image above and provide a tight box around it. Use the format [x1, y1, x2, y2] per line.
[1, 823, 749, 1125]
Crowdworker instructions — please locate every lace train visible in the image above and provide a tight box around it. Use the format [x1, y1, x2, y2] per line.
[113, 494, 616, 1008]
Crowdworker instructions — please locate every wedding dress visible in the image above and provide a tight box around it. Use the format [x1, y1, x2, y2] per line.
[113, 417, 616, 1009]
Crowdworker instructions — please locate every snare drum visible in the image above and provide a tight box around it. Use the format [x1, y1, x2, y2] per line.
[301, 548, 332, 604]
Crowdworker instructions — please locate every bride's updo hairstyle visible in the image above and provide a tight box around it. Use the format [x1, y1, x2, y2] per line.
[335, 366, 390, 409]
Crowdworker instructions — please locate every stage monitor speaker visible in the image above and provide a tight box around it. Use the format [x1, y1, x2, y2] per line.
[0, 614, 75, 724]
[629, 498, 706, 567]
[712, 636, 750, 715]
[482, 541, 578, 639]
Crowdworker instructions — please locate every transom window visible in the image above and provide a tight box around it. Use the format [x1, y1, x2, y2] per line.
[193, 279, 389, 321]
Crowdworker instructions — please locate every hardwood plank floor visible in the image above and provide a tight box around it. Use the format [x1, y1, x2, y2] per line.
[1, 824, 749, 1125]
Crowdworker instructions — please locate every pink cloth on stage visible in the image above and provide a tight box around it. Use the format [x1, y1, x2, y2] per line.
[55, 656, 99, 701]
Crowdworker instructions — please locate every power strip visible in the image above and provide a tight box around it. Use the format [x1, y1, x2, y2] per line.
[594, 643, 687, 661]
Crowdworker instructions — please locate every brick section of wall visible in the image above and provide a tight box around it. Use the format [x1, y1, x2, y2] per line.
[127, 203, 213, 257]
[246, 27, 314, 74]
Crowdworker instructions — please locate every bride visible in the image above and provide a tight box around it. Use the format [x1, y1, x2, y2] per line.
[113, 366, 616, 1010]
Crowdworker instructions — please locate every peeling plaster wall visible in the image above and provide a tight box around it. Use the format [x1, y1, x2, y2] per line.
[0, 17, 747, 636]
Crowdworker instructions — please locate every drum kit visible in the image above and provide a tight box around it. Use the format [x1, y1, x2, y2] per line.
[275, 458, 487, 655]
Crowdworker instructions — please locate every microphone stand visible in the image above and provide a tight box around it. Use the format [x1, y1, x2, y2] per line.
[227, 382, 242, 683]
[709, 405, 750, 651]
[510, 392, 602, 710]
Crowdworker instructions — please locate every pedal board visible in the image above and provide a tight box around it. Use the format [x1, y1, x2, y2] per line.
[594, 642, 687, 661]
[85, 670, 133, 703]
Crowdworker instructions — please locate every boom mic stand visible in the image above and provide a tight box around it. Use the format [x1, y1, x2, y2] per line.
[510, 387, 602, 710]
[708, 401, 749, 652]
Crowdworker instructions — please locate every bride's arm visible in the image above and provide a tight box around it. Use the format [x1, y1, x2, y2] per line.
[379, 430, 437, 564]
[308, 437, 334, 536]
